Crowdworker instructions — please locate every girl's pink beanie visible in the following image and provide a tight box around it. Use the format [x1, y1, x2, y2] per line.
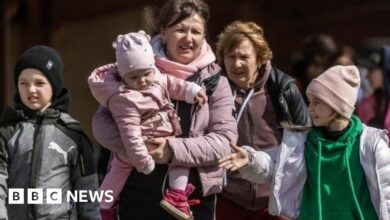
[113, 31, 155, 77]
[306, 65, 361, 119]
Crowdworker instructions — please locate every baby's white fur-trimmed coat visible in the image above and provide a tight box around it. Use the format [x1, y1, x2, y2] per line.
[239, 125, 390, 220]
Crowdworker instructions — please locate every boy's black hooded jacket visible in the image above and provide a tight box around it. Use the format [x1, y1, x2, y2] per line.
[0, 89, 100, 220]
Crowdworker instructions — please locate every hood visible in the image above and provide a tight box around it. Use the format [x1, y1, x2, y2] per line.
[88, 63, 121, 106]
[0, 106, 26, 124]
[227, 60, 272, 91]
[253, 60, 272, 90]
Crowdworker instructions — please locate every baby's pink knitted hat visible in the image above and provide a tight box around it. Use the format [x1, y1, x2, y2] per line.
[306, 65, 361, 119]
[113, 31, 155, 77]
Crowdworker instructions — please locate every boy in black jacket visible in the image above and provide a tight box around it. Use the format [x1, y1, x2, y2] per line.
[0, 46, 100, 220]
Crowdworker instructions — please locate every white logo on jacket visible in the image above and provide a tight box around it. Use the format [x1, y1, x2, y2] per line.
[48, 141, 75, 165]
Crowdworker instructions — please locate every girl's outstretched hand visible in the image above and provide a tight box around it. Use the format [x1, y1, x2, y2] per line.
[218, 143, 250, 171]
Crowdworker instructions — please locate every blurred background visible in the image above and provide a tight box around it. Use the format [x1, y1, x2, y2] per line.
[1, 0, 390, 141]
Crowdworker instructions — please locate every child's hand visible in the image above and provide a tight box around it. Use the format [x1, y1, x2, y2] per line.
[219, 143, 250, 171]
[194, 89, 208, 105]
[147, 137, 172, 164]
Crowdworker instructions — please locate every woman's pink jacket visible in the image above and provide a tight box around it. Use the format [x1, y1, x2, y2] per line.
[90, 63, 238, 196]
[89, 63, 204, 174]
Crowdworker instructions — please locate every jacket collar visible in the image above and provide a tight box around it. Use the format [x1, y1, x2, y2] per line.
[252, 60, 272, 90]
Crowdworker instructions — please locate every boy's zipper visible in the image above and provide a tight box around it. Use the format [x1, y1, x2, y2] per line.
[28, 118, 44, 219]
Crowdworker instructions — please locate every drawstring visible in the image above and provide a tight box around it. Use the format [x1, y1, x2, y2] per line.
[345, 149, 365, 220]
[317, 141, 323, 220]
[233, 88, 254, 122]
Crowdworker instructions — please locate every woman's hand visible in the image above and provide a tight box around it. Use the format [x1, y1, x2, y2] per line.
[218, 143, 250, 171]
[146, 137, 173, 164]
[194, 89, 208, 105]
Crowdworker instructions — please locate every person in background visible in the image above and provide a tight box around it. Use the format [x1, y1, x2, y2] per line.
[290, 34, 338, 99]
[333, 46, 356, 66]
[220, 65, 390, 220]
[331, 45, 371, 105]
[215, 21, 310, 220]
[0, 46, 100, 220]
[357, 45, 390, 135]
[91, 0, 238, 219]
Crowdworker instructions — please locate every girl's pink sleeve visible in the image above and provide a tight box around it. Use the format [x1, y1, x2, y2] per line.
[107, 94, 155, 174]
[92, 105, 125, 155]
[160, 74, 200, 103]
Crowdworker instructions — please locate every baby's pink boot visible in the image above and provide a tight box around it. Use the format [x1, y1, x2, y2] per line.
[160, 183, 199, 220]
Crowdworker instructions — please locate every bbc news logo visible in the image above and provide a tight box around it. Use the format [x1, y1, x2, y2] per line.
[8, 189, 114, 204]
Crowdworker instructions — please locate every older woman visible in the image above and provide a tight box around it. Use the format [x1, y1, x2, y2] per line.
[91, 0, 237, 219]
[215, 21, 310, 220]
